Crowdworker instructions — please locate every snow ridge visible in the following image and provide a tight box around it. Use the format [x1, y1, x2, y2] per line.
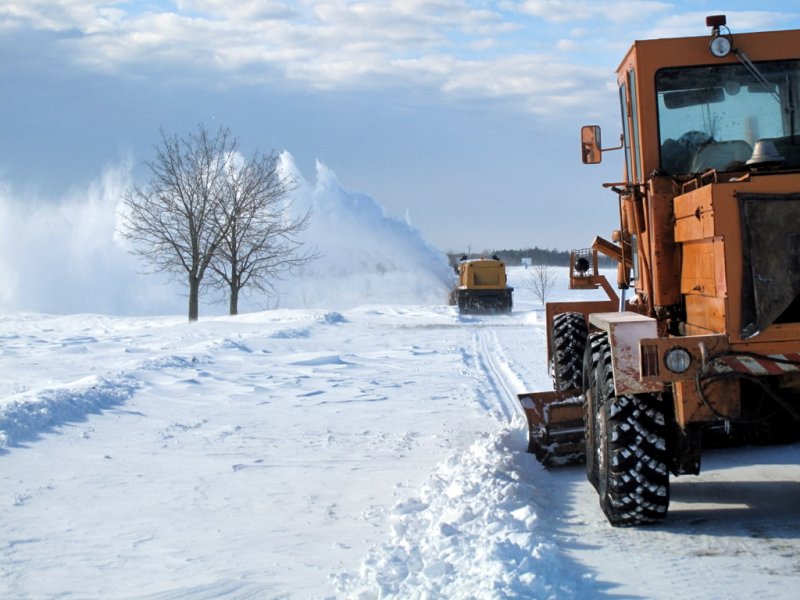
[0, 374, 139, 449]
[340, 430, 577, 599]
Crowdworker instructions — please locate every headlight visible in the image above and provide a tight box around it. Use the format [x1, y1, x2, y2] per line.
[664, 347, 692, 374]
[709, 34, 732, 58]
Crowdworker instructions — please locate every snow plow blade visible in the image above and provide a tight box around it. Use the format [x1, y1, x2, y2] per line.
[517, 389, 585, 467]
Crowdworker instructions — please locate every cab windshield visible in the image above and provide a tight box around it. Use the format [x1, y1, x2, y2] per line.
[657, 61, 800, 174]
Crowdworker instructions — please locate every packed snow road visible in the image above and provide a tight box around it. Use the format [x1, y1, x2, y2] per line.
[1, 302, 799, 599]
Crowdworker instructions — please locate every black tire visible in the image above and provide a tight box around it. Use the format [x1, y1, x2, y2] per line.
[596, 344, 670, 526]
[583, 331, 607, 490]
[503, 291, 513, 314]
[457, 292, 469, 314]
[448, 289, 458, 306]
[550, 312, 588, 391]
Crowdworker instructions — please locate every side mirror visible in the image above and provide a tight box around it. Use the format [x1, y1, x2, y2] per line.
[581, 125, 602, 164]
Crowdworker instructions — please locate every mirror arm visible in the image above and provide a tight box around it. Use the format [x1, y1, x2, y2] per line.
[602, 134, 625, 153]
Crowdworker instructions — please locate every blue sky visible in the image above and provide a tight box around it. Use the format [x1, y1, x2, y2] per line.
[2, 1, 800, 252]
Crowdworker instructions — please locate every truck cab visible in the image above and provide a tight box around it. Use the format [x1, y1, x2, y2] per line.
[587, 19, 800, 334]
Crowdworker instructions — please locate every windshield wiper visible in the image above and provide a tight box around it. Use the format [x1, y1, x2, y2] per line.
[733, 49, 781, 103]
[734, 48, 795, 136]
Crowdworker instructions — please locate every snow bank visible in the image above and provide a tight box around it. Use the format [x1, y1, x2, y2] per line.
[340, 430, 578, 599]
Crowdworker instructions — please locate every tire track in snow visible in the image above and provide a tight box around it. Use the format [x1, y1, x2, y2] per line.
[340, 322, 590, 598]
[472, 328, 528, 427]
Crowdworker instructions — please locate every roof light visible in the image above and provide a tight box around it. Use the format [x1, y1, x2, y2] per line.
[707, 14, 732, 58]
[710, 35, 732, 58]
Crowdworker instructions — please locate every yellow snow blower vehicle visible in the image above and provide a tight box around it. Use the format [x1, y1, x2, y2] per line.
[519, 16, 800, 526]
[451, 255, 513, 314]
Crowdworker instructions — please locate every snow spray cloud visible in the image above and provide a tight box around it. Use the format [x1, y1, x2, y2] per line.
[0, 153, 453, 315]
[0, 162, 183, 316]
[273, 152, 454, 309]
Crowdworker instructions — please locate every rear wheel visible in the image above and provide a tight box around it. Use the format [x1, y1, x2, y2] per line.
[550, 312, 588, 391]
[502, 291, 513, 313]
[457, 292, 469, 314]
[596, 342, 670, 526]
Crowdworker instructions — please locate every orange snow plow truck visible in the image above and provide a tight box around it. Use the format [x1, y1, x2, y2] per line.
[519, 16, 800, 526]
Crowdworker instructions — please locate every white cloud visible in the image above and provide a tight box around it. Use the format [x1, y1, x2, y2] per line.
[0, 0, 112, 31]
[0, 1, 513, 81]
[440, 54, 607, 112]
[511, 0, 672, 24]
[175, 0, 299, 20]
[2, 1, 798, 117]
[555, 38, 578, 51]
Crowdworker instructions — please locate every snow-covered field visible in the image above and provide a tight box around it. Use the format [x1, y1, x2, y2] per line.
[2, 267, 800, 599]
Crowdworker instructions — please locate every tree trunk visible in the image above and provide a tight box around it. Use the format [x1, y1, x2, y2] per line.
[188, 276, 200, 322]
[229, 285, 239, 316]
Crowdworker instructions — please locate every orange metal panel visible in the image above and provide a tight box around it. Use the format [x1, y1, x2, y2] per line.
[672, 379, 740, 426]
[675, 209, 714, 242]
[673, 176, 800, 345]
[674, 186, 713, 220]
[718, 176, 800, 345]
[685, 322, 722, 336]
[680, 239, 726, 297]
[681, 241, 716, 296]
[674, 187, 715, 242]
[713, 239, 727, 296]
[647, 179, 682, 308]
[685, 295, 726, 333]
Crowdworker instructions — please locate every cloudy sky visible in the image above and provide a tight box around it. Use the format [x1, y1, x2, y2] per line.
[2, 1, 799, 252]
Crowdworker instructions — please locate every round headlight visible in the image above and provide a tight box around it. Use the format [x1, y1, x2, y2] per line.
[710, 35, 732, 58]
[664, 347, 692, 374]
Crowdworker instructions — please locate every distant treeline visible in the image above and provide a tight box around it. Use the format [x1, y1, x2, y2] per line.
[448, 247, 614, 267]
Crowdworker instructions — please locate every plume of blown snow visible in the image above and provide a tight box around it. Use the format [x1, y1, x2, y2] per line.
[0, 152, 453, 315]
[0, 162, 184, 316]
[273, 152, 454, 309]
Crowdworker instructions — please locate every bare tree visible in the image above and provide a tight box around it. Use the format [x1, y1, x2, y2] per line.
[211, 151, 317, 315]
[525, 263, 557, 306]
[121, 125, 236, 321]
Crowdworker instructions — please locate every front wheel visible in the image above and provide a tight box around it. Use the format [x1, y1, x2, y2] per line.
[583, 331, 607, 491]
[596, 347, 670, 526]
